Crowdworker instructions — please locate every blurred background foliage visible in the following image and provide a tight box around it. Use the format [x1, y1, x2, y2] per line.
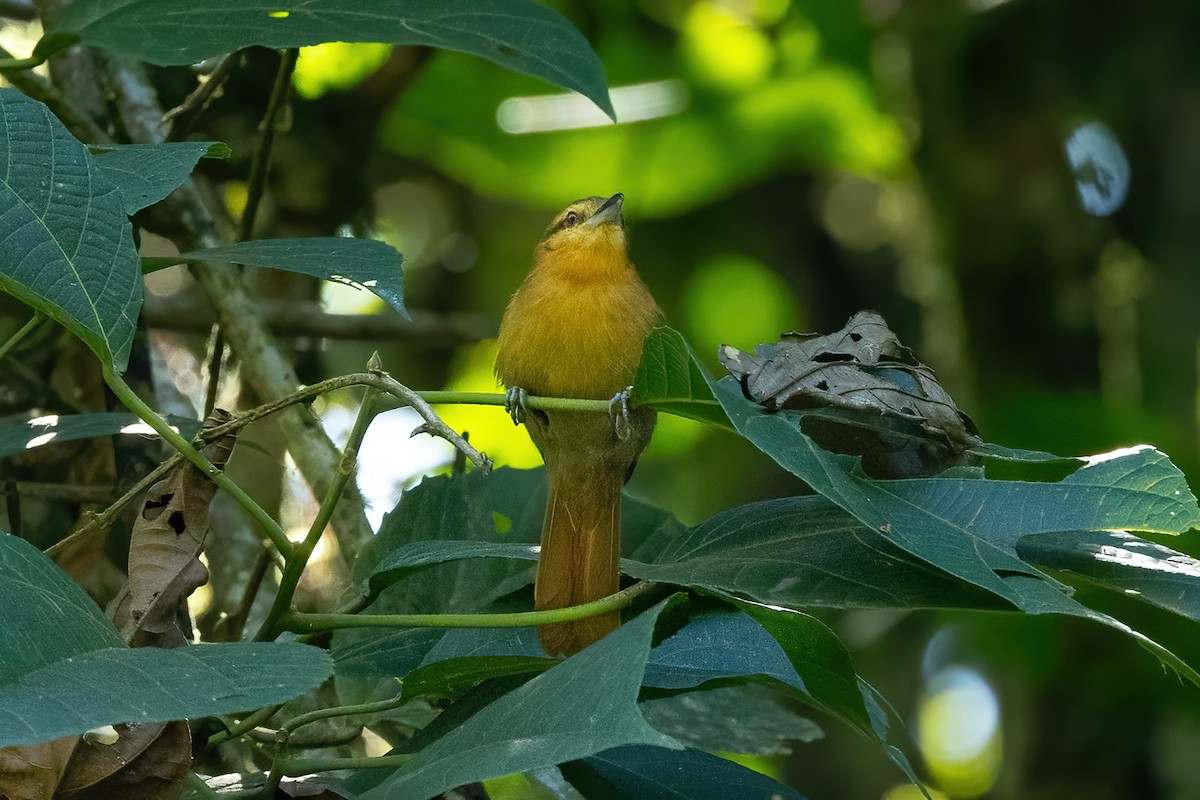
[4, 0, 1200, 797]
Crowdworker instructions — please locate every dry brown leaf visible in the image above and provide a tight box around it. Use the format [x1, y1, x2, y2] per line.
[0, 737, 77, 800]
[108, 411, 237, 647]
[721, 311, 981, 477]
[57, 722, 191, 800]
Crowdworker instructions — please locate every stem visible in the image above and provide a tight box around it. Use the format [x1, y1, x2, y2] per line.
[286, 581, 658, 634]
[0, 311, 44, 363]
[263, 687, 406, 796]
[206, 703, 283, 747]
[0, 54, 43, 70]
[239, 48, 297, 241]
[255, 384, 380, 641]
[102, 364, 293, 558]
[277, 754, 410, 777]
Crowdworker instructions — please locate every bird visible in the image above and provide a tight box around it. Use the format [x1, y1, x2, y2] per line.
[495, 193, 661, 656]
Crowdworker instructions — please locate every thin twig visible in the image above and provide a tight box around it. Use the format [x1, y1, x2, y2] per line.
[239, 48, 296, 242]
[0, 310, 44, 364]
[164, 54, 239, 138]
[202, 49, 297, 417]
[262, 686, 405, 796]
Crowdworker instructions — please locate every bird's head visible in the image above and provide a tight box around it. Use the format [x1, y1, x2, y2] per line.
[536, 193, 628, 260]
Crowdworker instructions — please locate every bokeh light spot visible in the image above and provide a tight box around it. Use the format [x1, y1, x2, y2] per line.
[684, 254, 802, 364]
[293, 42, 392, 100]
[683, 1, 775, 91]
[917, 666, 1003, 798]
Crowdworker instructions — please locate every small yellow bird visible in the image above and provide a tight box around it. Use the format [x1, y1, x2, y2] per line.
[495, 193, 661, 656]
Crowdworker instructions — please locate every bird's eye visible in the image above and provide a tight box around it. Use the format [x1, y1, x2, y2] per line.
[564, 211, 578, 227]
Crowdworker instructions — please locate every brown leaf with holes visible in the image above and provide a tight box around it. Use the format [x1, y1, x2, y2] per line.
[57, 721, 191, 799]
[108, 411, 237, 647]
[720, 311, 981, 477]
[0, 737, 77, 800]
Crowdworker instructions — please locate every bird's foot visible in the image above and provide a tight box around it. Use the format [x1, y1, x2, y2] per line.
[504, 386, 528, 425]
[609, 386, 634, 441]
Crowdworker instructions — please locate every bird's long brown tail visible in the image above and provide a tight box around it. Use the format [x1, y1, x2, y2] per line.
[534, 464, 623, 656]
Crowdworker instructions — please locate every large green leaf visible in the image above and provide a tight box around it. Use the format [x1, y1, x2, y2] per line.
[90, 141, 229, 215]
[632, 327, 731, 429]
[160, 238, 407, 319]
[358, 599, 681, 800]
[0, 531, 122, 682]
[565, 745, 809, 800]
[0, 89, 141, 371]
[0, 642, 332, 747]
[0, 412, 202, 459]
[45, 0, 614, 118]
[711, 376, 1200, 612]
[0, 532, 332, 746]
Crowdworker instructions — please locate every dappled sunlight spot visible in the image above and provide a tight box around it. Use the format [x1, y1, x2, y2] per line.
[1094, 532, 1200, 577]
[1065, 121, 1130, 217]
[267, 10, 289, 19]
[682, 1, 774, 91]
[437, 339, 542, 471]
[0, 17, 47, 82]
[29, 414, 60, 427]
[320, 277, 385, 315]
[917, 666, 1002, 798]
[293, 42, 392, 100]
[684, 254, 802, 368]
[497, 80, 689, 134]
[1081, 443, 1153, 466]
[119, 421, 175, 436]
[321, 403, 454, 531]
[25, 432, 57, 449]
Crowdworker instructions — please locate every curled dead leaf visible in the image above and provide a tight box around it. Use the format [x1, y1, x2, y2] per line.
[720, 311, 981, 477]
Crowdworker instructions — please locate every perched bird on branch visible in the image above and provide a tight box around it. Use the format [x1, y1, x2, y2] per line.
[495, 193, 661, 656]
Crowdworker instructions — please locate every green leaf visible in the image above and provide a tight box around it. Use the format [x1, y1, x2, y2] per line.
[46, 0, 614, 119]
[711, 376, 1200, 612]
[1019, 530, 1200, 622]
[565, 745, 809, 800]
[0, 532, 332, 746]
[0, 642, 332, 747]
[89, 141, 228, 215]
[400, 655, 554, 703]
[632, 327, 731, 429]
[167, 238, 407, 319]
[0, 89, 141, 371]
[0, 531, 122, 682]
[0, 412, 202, 459]
[358, 599, 682, 800]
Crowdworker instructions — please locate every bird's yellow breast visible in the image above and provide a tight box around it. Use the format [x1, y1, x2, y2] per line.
[495, 235, 660, 400]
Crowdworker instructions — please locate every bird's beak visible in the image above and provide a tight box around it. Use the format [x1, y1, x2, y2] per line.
[587, 193, 624, 227]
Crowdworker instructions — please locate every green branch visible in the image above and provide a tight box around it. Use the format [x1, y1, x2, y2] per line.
[102, 364, 293, 557]
[0, 310, 44, 364]
[255, 378, 380, 641]
[286, 580, 659, 634]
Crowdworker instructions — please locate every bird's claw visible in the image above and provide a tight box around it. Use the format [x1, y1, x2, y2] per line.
[505, 386, 528, 425]
[609, 386, 634, 441]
